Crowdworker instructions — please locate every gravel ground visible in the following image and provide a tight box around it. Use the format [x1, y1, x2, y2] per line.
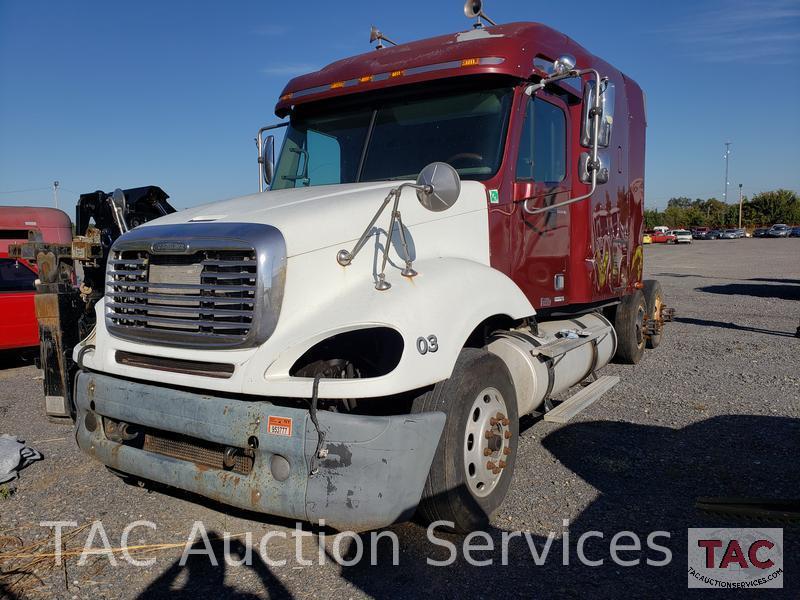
[1, 238, 798, 599]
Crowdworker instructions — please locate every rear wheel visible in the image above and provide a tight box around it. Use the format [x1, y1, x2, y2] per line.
[612, 290, 647, 364]
[642, 280, 664, 349]
[412, 348, 518, 533]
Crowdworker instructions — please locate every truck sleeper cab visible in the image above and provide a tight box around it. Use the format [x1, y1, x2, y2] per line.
[73, 14, 668, 532]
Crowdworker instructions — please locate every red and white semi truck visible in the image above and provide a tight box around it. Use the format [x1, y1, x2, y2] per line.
[71, 4, 671, 532]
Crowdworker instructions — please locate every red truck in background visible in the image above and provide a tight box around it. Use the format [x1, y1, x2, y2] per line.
[0, 207, 72, 350]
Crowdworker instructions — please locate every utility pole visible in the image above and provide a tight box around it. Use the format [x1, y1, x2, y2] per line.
[52, 180, 60, 209]
[722, 142, 731, 202]
[738, 183, 743, 229]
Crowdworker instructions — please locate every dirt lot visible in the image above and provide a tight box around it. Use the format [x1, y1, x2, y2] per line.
[1, 239, 798, 599]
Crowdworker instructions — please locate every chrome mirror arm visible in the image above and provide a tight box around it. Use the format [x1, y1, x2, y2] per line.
[523, 68, 606, 216]
[255, 122, 288, 192]
[336, 189, 395, 267]
[337, 181, 430, 290]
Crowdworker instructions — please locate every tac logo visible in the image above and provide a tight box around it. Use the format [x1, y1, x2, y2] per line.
[687, 528, 783, 589]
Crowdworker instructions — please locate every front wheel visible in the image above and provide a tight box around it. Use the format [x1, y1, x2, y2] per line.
[412, 348, 518, 533]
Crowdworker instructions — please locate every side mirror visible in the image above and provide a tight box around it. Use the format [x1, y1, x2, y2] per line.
[415, 162, 461, 212]
[262, 134, 275, 187]
[580, 80, 615, 148]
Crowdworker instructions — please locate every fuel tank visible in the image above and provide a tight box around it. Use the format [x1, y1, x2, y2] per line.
[488, 313, 617, 415]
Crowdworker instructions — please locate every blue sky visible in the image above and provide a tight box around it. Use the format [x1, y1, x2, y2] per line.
[1, 0, 798, 211]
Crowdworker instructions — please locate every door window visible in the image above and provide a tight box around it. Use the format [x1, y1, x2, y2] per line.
[516, 97, 567, 183]
[0, 259, 36, 292]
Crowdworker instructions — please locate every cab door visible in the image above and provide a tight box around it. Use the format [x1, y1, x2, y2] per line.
[509, 92, 571, 310]
[0, 257, 39, 350]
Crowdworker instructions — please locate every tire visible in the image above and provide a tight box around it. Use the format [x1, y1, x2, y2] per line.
[612, 289, 647, 364]
[642, 280, 664, 349]
[412, 348, 518, 533]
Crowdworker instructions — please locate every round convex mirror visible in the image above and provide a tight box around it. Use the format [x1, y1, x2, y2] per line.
[416, 162, 461, 212]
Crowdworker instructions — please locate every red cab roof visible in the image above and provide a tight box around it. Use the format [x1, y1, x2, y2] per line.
[276, 22, 619, 116]
[0, 206, 72, 252]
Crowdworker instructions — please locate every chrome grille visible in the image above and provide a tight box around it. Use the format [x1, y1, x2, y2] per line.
[106, 249, 258, 344]
[104, 222, 286, 350]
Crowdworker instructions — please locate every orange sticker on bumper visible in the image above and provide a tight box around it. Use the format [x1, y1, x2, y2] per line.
[267, 416, 292, 437]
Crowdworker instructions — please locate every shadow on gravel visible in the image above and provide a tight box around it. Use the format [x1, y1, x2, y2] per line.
[325, 415, 800, 598]
[654, 272, 800, 287]
[138, 537, 292, 599]
[0, 348, 37, 371]
[136, 416, 799, 598]
[696, 282, 800, 301]
[674, 316, 799, 338]
[749, 277, 800, 286]
[0, 581, 19, 600]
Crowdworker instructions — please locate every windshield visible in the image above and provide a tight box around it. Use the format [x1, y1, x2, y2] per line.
[272, 86, 514, 189]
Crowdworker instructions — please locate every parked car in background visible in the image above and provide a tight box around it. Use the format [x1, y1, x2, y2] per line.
[721, 229, 739, 239]
[0, 206, 72, 350]
[767, 224, 792, 238]
[643, 232, 652, 244]
[753, 227, 769, 238]
[0, 257, 38, 350]
[702, 229, 723, 240]
[692, 227, 710, 239]
[670, 229, 692, 243]
[650, 230, 677, 244]
[791, 226, 800, 238]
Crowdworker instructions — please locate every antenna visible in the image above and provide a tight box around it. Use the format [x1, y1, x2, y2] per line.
[463, 0, 496, 28]
[370, 25, 397, 49]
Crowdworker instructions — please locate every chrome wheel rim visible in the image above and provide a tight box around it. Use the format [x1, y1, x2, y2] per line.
[463, 387, 511, 498]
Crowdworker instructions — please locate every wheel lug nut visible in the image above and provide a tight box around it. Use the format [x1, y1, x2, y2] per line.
[504, 431, 512, 439]
[483, 448, 492, 456]
[501, 418, 509, 426]
[492, 467, 501, 475]
[503, 447, 511, 456]
[486, 461, 496, 470]
[498, 460, 507, 468]
[484, 430, 495, 439]
[489, 417, 499, 426]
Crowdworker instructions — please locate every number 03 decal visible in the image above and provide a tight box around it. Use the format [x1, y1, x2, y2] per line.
[416, 335, 439, 355]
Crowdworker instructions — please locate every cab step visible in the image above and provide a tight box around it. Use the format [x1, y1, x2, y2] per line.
[543, 375, 620, 424]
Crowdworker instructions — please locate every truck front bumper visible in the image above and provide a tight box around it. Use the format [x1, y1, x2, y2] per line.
[74, 371, 444, 531]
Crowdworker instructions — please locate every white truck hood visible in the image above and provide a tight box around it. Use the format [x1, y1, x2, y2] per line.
[142, 181, 489, 257]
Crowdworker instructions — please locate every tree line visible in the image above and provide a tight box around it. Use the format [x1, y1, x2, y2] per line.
[644, 189, 799, 230]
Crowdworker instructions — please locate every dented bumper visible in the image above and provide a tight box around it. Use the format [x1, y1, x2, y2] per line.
[74, 371, 444, 531]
